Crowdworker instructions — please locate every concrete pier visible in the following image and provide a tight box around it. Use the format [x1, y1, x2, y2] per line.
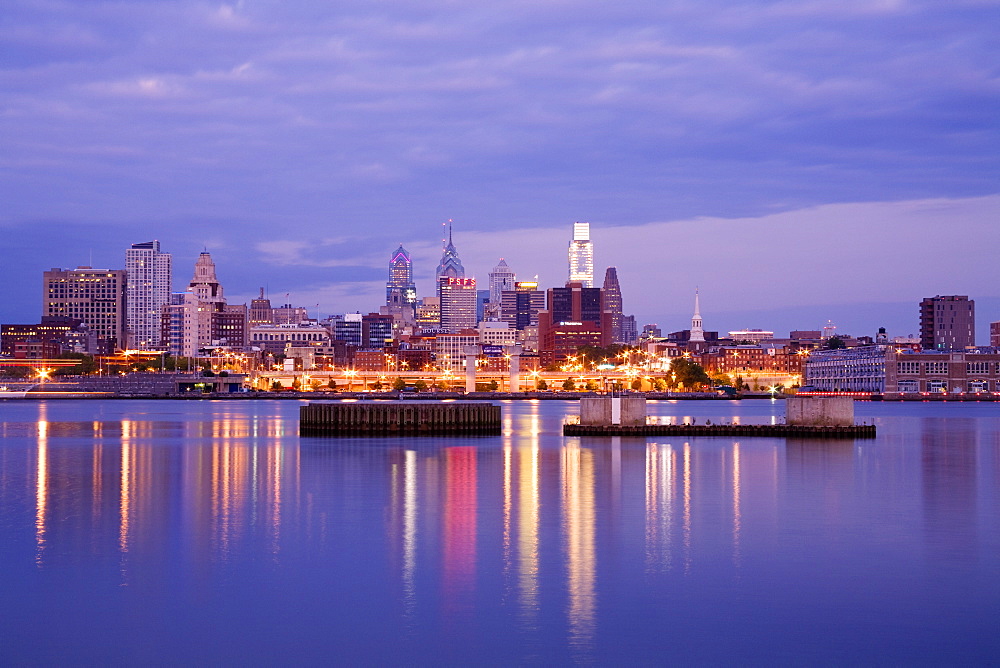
[580, 396, 646, 426]
[786, 396, 855, 426]
[300, 401, 502, 436]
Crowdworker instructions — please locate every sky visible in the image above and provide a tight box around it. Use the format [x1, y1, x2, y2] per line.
[3, 0, 999, 340]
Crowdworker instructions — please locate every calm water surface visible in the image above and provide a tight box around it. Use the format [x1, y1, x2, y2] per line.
[1, 399, 998, 665]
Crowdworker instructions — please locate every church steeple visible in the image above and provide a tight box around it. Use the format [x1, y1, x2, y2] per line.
[690, 288, 705, 343]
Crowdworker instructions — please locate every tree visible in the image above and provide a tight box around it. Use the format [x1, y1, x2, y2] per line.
[310, 379, 323, 391]
[652, 378, 665, 391]
[562, 378, 575, 391]
[487, 379, 499, 391]
[392, 377, 406, 391]
[631, 379, 642, 391]
[585, 380, 597, 391]
[270, 380, 283, 391]
[536, 379, 548, 390]
[669, 357, 710, 390]
[291, 377, 301, 391]
[413, 379, 427, 393]
[328, 379, 338, 390]
[825, 335, 846, 350]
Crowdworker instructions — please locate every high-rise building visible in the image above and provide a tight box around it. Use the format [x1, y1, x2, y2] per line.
[387, 245, 417, 322]
[43, 266, 127, 353]
[621, 315, 638, 345]
[568, 222, 594, 287]
[188, 252, 226, 349]
[439, 277, 478, 333]
[488, 259, 516, 305]
[435, 222, 465, 297]
[689, 289, 705, 343]
[920, 295, 975, 350]
[162, 252, 247, 356]
[249, 289, 274, 326]
[125, 240, 172, 350]
[537, 282, 611, 365]
[602, 267, 623, 343]
[500, 280, 545, 330]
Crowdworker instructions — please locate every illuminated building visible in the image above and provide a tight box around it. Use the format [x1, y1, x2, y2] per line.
[1, 319, 95, 356]
[537, 282, 612, 366]
[161, 253, 246, 356]
[125, 240, 172, 350]
[439, 278, 478, 333]
[248, 322, 331, 355]
[920, 295, 975, 350]
[728, 329, 775, 343]
[43, 266, 127, 353]
[568, 222, 594, 287]
[249, 289, 274, 325]
[621, 315, 638, 345]
[500, 281, 545, 331]
[328, 313, 363, 347]
[415, 298, 441, 331]
[435, 222, 465, 297]
[435, 330, 480, 371]
[387, 245, 417, 322]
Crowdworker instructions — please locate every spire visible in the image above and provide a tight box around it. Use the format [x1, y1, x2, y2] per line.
[690, 287, 705, 343]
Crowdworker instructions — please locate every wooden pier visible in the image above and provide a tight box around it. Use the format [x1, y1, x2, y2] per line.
[563, 423, 876, 438]
[300, 402, 502, 436]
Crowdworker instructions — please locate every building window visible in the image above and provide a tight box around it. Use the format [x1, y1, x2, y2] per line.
[897, 362, 920, 374]
[927, 380, 947, 393]
[897, 380, 919, 393]
[967, 362, 989, 374]
[969, 380, 989, 393]
[925, 362, 948, 374]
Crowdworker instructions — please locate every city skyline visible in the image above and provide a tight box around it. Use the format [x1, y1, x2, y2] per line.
[2, 2, 998, 338]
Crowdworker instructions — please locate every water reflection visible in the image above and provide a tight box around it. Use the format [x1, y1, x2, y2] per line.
[6, 401, 999, 664]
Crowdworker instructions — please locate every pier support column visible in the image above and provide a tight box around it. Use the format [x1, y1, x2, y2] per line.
[464, 345, 480, 394]
[507, 345, 523, 392]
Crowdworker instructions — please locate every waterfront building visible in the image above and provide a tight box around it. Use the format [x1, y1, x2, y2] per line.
[125, 240, 172, 350]
[42, 266, 127, 353]
[803, 346, 888, 393]
[1, 318, 95, 356]
[920, 295, 975, 350]
[386, 245, 417, 323]
[500, 281, 545, 331]
[435, 222, 465, 297]
[478, 321, 517, 347]
[161, 292, 198, 357]
[439, 277, 478, 333]
[160, 253, 247, 356]
[248, 322, 331, 355]
[885, 349, 1000, 394]
[568, 222, 594, 287]
[702, 344, 805, 389]
[992, 321, 1000, 347]
[602, 267, 624, 343]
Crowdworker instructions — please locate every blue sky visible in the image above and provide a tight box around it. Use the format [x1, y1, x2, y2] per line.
[2, 0, 998, 339]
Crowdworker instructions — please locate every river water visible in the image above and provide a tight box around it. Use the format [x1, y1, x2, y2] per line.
[1, 399, 997, 664]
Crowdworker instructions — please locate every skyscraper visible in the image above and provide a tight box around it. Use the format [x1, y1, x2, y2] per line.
[488, 259, 516, 305]
[500, 280, 545, 330]
[387, 245, 417, 322]
[125, 240, 172, 350]
[439, 277, 478, 333]
[537, 281, 611, 365]
[568, 222, 594, 288]
[435, 222, 465, 297]
[602, 267, 623, 343]
[920, 295, 975, 350]
[43, 266, 127, 353]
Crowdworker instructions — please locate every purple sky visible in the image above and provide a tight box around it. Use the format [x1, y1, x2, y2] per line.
[3, 0, 999, 340]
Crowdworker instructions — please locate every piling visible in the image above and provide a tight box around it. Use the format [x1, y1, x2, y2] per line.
[300, 401, 502, 436]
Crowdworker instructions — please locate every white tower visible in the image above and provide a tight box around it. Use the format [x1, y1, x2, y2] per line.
[568, 222, 594, 287]
[689, 288, 705, 343]
[125, 240, 172, 350]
